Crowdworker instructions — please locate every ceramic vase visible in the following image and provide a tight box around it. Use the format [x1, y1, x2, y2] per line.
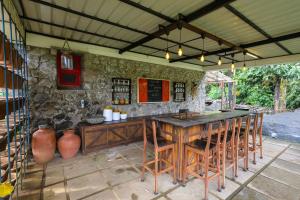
[32, 125, 56, 164]
[58, 129, 81, 159]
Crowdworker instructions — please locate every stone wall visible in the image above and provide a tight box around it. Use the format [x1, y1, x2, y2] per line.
[28, 47, 206, 134]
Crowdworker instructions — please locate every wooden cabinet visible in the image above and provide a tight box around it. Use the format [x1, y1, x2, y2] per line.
[80, 119, 144, 154]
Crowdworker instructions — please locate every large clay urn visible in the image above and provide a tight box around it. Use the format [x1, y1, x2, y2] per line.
[58, 129, 81, 159]
[32, 125, 56, 164]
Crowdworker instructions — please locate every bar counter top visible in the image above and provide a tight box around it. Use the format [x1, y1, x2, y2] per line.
[152, 110, 249, 128]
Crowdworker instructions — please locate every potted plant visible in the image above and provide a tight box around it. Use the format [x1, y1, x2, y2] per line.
[112, 108, 121, 121]
[103, 106, 113, 121]
[120, 111, 128, 120]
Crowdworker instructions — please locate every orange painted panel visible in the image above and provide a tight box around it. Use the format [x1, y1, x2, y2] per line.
[162, 80, 170, 102]
[138, 78, 148, 102]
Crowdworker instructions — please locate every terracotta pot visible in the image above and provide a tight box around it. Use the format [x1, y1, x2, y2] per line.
[32, 125, 56, 164]
[58, 129, 81, 159]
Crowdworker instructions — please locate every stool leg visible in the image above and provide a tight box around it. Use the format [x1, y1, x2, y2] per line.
[217, 149, 221, 192]
[235, 138, 239, 177]
[259, 129, 263, 159]
[154, 151, 158, 195]
[230, 139, 236, 178]
[243, 136, 247, 171]
[141, 142, 147, 182]
[252, 131, 256, 165]
[222, 150, 226, 189]
[172, 147, 177, 184]
[204, 152, 209, 200]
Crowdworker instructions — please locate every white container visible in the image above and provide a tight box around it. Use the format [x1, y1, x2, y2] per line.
[112, 112, 121, 121]
[120, 113, 128, 120]
[103, 109, 113, 121]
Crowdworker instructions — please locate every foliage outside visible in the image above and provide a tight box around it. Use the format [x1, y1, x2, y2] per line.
[206, 63, 300, 110]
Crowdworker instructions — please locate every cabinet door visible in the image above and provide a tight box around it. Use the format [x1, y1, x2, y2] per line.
[108, 126, 127, 145]
[127, 122, 143, 141]
[84, 127, 107, 152]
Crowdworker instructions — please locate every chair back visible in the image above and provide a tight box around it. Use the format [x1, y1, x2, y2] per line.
[205, 120, 229, 152]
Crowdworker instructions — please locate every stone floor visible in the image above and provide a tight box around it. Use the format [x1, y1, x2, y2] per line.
[13, 136, 300, 200]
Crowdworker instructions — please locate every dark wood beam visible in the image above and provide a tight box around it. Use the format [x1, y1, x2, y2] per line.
[170, 31, 300, 63]
[119, 0, 236, 54]
[27, 30, 209, 67]
[225, 5, 292, 55]
[118, 0, 175, 23]
[29, 0, 212, 58]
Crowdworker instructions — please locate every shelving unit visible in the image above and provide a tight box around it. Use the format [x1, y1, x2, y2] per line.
[112, 78, 131, 105]
[173, 82, 186, 102]
[0, 1, 30, 199]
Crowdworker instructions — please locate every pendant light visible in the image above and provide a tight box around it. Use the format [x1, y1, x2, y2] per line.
[218, 57, 222, 66]
[177, 25, 183, 56]
[217, 41, 222, 66]
[243, 51, 247, 71]
[231, 54, 235, 72]
[200, 34, 205, 62]
[165, 32, 170, 60]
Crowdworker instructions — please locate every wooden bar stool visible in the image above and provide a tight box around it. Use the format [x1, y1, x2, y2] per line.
[141, 120, 176, 195]
[235, 116, 250, 174]
[182, 121, 228, 200]
[247, 112, 264, 164]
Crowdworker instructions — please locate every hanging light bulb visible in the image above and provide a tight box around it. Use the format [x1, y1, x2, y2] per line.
[200, 34, 205, 62]
[177, 26, 183, 56]
[231, 61, 235, 72]
[165, 32, 170, 60]
[165, 51, 170, 60]
[242, 51, 247, 71]
[200, 53, 205, 62]
[178, 45, 183, 56]
[218, 57, 222, 66]
[243, 63, 247, 71]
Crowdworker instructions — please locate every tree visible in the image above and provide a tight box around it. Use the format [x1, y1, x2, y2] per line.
[234, 63, 300, 111]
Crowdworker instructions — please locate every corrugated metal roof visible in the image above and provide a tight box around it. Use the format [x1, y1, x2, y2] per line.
[12, 0, 300, 68]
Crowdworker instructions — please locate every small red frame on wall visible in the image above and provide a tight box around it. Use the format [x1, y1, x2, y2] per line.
[57, 51, 82, 89]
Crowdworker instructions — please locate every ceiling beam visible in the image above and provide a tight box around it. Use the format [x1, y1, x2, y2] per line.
[21, 16, 219, 63]
[119, 0, 236, 54]
[225, 5, 292, 55]
[170, 31, 300, 62]
[29, 0, 215, 59]
[118, 0, 175, 23]
[181, 22, 260, 58]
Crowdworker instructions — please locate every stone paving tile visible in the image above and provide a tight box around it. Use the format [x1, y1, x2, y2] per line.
[285, 147, 300, 157]
[45, 166, 64, 186]
[83, 189, 118, 200]
[12, 189, 41, 200]
[261, 165, 300, 189]
[21, 171, 43, 190]
[290, 143, 300, 150]
[92, 151, 128, 170]
[142, 173, 178, 193]
[66, 171, 109, 200]
[101, 163, 140, 186]
[271, 158, 300, 175]
[166, 179, 219, 200]
[243, 155, 273, 173]
[278, 152, 300, 165]
[43, 182, 66, 200]
[157, 197, 168, 200]
[118, 147, 146, 164]
[248, 174, 300, 200]
[209, 177, 240, 200]
[261, 142, 285, 157]
[226, 166, 255, 185]
[264, 138, 290, 147]
[113, 177, 159, 200]
[63, 157, 99, 179]
[232, 187, 273, 200]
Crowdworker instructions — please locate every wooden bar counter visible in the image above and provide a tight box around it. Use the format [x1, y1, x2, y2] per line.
[152, 110, 249, 181]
